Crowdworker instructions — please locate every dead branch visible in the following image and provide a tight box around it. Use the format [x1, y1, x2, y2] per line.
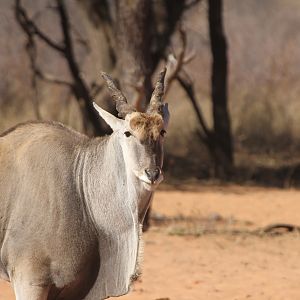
[15, 0, 64, 53]
[260, 223, 300, 234]
[162, 26, 214, 154]
[165, 27, 188, 95]
[15, 0, 41, 119]
[90, 82, 104, 99]
[14, 0, 106, 135]
[176, 72, 211, 141]
[15, 0, 72, 88]
[163, 27, 208, 136]
[163, 27, 227, 174]
[155, 215, 300, 237]
[164, 26, 197, 100]
[70, 22, 91, 53]
[35, 70, 73, 87]
[55, 0, 105, 134]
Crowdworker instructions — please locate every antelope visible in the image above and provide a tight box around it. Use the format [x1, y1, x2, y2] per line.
[0, 68, 169, 300]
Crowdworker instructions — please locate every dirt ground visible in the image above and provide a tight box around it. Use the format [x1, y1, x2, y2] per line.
[1, 186, 300, 300]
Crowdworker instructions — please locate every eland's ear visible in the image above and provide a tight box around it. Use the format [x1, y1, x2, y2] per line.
[93, 102, 124, 131]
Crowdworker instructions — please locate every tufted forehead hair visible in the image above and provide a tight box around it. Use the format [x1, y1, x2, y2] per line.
[127, 112, 164, 141]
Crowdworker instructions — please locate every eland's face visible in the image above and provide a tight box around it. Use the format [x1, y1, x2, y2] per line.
[120, 110, 168, 191]
[94, 67, 169, 193]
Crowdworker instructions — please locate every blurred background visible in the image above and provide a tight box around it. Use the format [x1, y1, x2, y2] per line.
[1, 0, 300, 188]
[2, 1, 300, 300]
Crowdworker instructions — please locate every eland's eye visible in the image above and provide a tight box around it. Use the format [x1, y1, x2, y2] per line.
[160, 129, 166, 137]
[124, 131, 132, 137]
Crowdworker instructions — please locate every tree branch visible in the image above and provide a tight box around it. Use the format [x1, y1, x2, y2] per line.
[176, 72, 211, 140]
[15, 0, 65, 53]
[164, 27, 196, 95]
[15, 0, 42, 119]
[165, 27, 187, 93]
[14, 0, 106, 135]
[35, 69, 73, 87]
[90, 82, 104, 98]
[55, 0, 105, 135]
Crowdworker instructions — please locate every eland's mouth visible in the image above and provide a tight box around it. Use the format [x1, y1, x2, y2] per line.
[133, 170, 164, 190]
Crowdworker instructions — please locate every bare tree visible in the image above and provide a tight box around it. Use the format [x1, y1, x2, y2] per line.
[208, 0, 233, 177]
[15, 0, 106, 135]
[165, 11, 234, 179]
[168, 0, 234, 178]
[14, 0, 189, 132]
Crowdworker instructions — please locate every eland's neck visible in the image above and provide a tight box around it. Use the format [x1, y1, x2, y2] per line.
[76, 134, 149, 298]
[75, 133, 151, 235]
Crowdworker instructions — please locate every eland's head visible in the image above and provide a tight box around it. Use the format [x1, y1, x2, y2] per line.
[93, 68, 169, 191]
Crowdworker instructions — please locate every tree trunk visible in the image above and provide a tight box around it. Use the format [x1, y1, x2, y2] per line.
[114, 0, 152, 111]
[208, 0, 233, 178]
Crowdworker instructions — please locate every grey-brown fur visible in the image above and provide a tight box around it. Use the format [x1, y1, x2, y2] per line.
[0, 69, 169, 300]
[0, 122, 96, 296]
[0, 120, 149, 299]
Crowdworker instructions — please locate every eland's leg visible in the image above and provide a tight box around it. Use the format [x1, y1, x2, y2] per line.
[13, 280, 49, 300]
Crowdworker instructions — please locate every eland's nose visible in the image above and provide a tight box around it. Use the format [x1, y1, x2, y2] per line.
[145, 167, 161, 183]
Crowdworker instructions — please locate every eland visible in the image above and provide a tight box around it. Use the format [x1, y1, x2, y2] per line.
[0, 68, 169, 300]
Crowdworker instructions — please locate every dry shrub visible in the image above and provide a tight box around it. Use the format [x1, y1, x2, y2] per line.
[225, 0, 300, 160]
[235, 93, 294, 153]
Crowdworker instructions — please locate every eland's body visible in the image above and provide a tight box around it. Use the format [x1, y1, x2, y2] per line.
[0, 69, 169, 300]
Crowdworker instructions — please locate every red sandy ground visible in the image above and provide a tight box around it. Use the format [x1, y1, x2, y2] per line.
[1, 186, 300, 300]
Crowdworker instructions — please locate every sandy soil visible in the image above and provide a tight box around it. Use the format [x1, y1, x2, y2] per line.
[1, 186, 300, 300]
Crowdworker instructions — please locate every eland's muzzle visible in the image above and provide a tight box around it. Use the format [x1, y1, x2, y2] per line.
[145, 167, 161, 184]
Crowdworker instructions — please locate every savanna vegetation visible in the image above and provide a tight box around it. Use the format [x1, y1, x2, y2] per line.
[1, 0, 300, 189]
